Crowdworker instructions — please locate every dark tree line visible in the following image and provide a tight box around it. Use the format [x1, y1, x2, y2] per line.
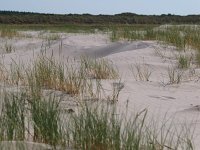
[0, 11, 200, 24]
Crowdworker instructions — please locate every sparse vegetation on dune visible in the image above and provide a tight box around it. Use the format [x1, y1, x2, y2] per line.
[0, 24, 199, 149]
[111, 25, 200, 52]
[0, 51, 196, 149]
[111, 25, 200, 87]
[0, 47, 195, 149]
[0, 51, 119, 96]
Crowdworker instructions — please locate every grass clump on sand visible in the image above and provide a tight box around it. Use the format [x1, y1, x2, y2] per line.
[30, 94, 63, 147]
[177, 54, 191, 69]
[0, 59, 26, 86]
[34, 51, 117, 93]
[130, 62, 152, 82]
[0, 53, 119, 97]
[81, 56, 118, 79]
[0, 90, 65, 148]
[0, 53, 119, 99]
[167, 66, 183, 84]
[70, 103, 148, 150]
[0, 91, 26, 141]
[25, 53, 83, 96]
[63, 103, 194, 150]
[27, 54, 65, 90]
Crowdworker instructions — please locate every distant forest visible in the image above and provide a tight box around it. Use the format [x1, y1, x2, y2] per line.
[0, 11, 200, 24]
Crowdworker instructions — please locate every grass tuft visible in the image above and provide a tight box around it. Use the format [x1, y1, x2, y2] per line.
[167, 66, 183, 84]
[30, 94, 63, 147]
[0, 91, 26, 141]
[130, 62, 152, 81]
[177, 54, 191, 69]
[81, 56, 118, 79]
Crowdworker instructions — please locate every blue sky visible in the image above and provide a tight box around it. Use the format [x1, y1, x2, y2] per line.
[0, 0, 200, 15]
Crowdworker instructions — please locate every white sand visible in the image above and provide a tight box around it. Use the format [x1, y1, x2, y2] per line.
[0, 31, 200, 149]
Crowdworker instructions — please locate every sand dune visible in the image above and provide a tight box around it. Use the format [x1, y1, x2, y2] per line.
[1, 32, 200, 149]
[82, 41, 152, 58]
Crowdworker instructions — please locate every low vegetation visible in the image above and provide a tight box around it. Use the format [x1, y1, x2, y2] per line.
[111, 25, 200, 70]
[0, 52, 119, 96]
[81, 56, 118, 79]
[177, 54, 191, 69]
[130, 62, 152, 81]
[0, 23, 199, 149]
[195, 51, 200, 67]
[0, 46, 195, 149]
[0, 93, 195, 149]
[0, 28, 19, 38]
[167, 66, 183, 84]
[111, 25, 200, 50]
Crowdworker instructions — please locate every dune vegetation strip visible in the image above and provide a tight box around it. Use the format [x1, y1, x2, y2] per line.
[0, 28, 20, 39]
[0, 52, 118, 96]
[111, 25, 200, 67]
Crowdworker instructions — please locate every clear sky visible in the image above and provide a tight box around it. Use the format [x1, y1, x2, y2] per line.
[0, 0, 200, 15]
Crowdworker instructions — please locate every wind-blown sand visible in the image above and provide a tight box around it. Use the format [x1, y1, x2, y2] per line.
[0, 32, 200, 149]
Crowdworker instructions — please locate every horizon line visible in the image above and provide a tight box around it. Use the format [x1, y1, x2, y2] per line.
[1, 9, 200, 16]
